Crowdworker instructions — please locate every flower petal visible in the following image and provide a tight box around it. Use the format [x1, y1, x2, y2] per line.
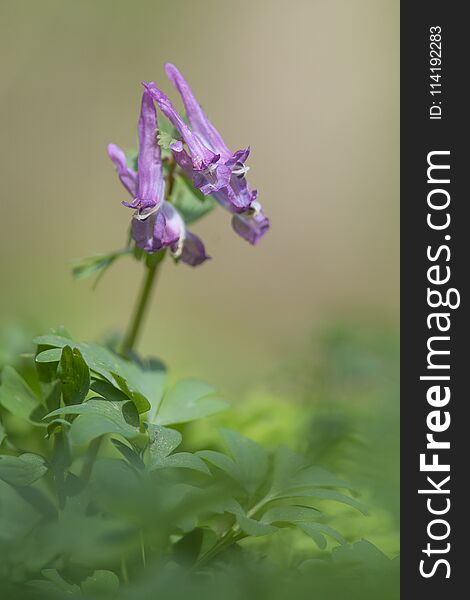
[131, 213, 157, 251]
[143, 81, 219, 171]
[135, 90, 164, 210]
[194, 163, 232, 196]
[107, 143, 138, 198]
[211, 175, 255, 213]
[165, 63, 232, 159]
[158, 202, 185, 251]
[231, 202, 270, 245]
[169, 140, 194, 176]
[181, 231, 210, 266]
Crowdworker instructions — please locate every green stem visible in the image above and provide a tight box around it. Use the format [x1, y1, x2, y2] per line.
[140, 529, 147, 568]
[192, 530, 237, 572]
[80, 436, 103, 483]
[120, 557, 129, 584]
[192, 495, 274, 572]
[121, 157, 176, 356]
[122, 256, 162, 355]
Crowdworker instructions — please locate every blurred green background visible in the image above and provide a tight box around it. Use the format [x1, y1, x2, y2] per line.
[0, 0, 398, 390]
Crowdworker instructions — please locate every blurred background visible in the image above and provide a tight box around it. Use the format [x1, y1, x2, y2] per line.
[0, 0, 399, 389]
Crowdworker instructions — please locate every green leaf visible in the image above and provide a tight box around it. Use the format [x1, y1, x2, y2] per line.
[91, 380, 129, 403]
[173, 528, 204, 565]
[196, 450, 239, 480]
[273, 488, 367, 514]
[155, 452, 209, 474]
[0, 366, 39, 420]
[45, 398, 141, 445]
[33, 336, 123, 384]
[33, 335, 166, 416]
[260, 505, 322, 524]
[332, 539, 392, 567]
[35, 348, 63, 363]
[157, 130, 178, 151]
[81, 570, 119, 596]
[225, 500, 278, 537]
[269, 446, 353, 497]
[111, 439, 145, 470]
[298, 523, 346, 549]
[147, 424, 182, 462]
[0, 453, 48, 486]
[112, 372, 151, 414]
[146, 425, 209, 474]
[157, 116, 180, 158]
[72, 249, 129, 288]
[197, 432, 269, 494]
[171, 175, 216, 225]
[220, 429, 269, 495]
[155, 379, 227, 426]
[41, 569, 81, 594]
[59, 346, 90, 406]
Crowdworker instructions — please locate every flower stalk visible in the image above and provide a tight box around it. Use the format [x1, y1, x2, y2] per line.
[121, 252, 164, 355]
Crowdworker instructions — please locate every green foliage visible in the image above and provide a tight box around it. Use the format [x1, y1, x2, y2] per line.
[0, 325, 399, 599]
[0, 366, 39, 420]
[0, 453, 48, 486]
[72, 249, 131, 287]
[0, 330, 390, 599]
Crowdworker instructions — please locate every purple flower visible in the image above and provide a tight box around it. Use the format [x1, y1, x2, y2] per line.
[107, 91, 209, 266]
[231, 200, 270, 245]
[143, 64, 269, 244]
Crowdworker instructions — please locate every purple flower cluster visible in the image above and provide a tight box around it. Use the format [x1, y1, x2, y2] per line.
[108, 64, 269, 266]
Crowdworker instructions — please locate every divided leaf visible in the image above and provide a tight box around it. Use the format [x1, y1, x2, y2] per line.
[147, 424, 209, 474]
[199, 430, 268, 495]
[33, 335, 167, 416]
[154, 379, 227, 426]
[72, 249, 129, 288]
[45, 398, 141, 446]
[0, 366, 39, 421]
[298, 523, 346, 550]
[0, 453, 48, 487]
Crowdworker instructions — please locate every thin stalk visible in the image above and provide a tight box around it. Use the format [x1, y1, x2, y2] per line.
[121, 257, 162, 354]
[191, 530, 238, 572]
[192, 494, 274, 572]
[140, 530, 147, 568]
[121, 157, 176, 355]
[80, 435, 103, 483]
[121, 557, 129, 584]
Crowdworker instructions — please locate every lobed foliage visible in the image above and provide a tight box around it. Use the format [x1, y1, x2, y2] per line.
[0, 328, 399, 599]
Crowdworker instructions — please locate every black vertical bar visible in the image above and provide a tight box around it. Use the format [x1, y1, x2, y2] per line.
[401, 2, 466, 597]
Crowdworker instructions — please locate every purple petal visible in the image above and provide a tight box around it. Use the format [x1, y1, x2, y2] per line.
[226, 147, 251, 168]
[107, 143, 138, 198]
[165, 63, 232, 160]
[157, 202, 185, 251]
[131, 214, 156, 252]
[169, 140, 194, 176]
[131, 205, 182, 254]
[194, 163, 232, 196]
[143, 81, 219, 171]
[181, 230, 210, 267]
[231, 202, 270, 245]
[211, 174, 255, 213]
[135, 90, 164, 210]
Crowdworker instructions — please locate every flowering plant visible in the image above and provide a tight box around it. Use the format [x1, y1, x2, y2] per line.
[0, 66, 397, 600]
